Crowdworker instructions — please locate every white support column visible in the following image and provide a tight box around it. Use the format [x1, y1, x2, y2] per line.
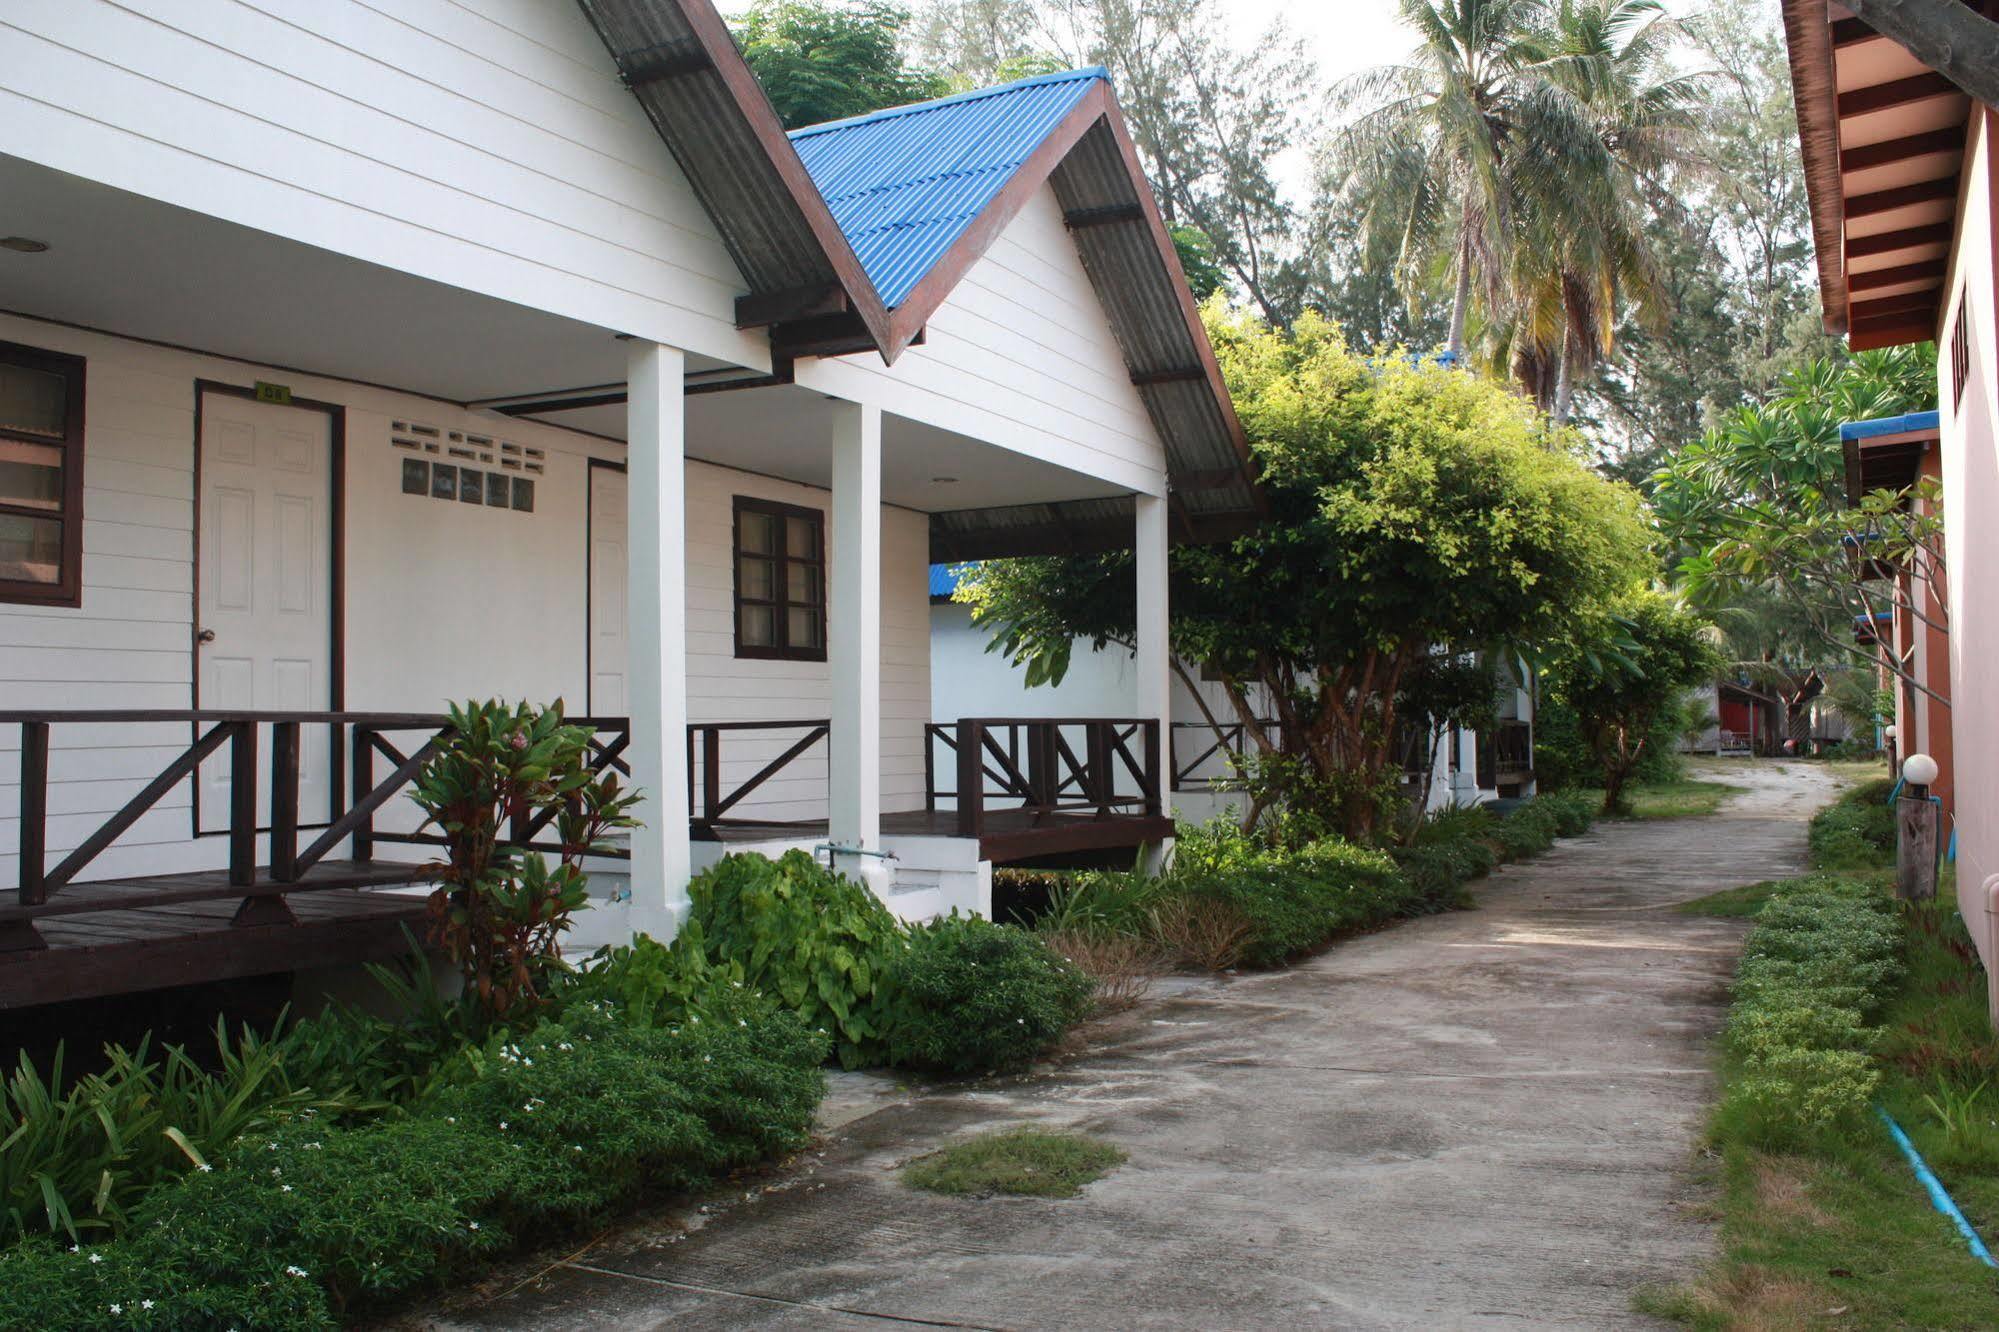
[625, 340, 690, 936]
[1135, 492, 1171, 860]
[829, 401, 883, 863]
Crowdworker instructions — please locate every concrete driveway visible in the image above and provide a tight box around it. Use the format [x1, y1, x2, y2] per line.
[434, 761, 1838, 1331]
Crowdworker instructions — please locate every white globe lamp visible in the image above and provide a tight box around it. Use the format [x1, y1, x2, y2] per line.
[1903, 753, 1940, 788]
[1885, 724, 1898, 740]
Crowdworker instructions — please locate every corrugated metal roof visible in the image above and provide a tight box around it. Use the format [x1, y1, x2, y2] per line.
[1840, 410, 1941, 441]
[790, 69, 1106, 309]
[929, 563, 963, 598]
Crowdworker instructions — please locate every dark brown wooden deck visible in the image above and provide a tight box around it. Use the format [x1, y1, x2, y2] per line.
[0, 866, 429, 1009]
[707, 808, 1176, 864]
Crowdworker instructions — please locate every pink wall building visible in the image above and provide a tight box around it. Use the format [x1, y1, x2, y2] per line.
[1784, 2, 1996, 1019]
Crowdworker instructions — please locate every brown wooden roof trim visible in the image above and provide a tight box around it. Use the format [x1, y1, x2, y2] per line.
[1088, 88, 1263, 510]
[1782, 0, 1853, 334]
[579, 0, 894, 361]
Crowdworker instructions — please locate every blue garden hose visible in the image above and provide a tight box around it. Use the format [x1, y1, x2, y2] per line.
[1878, 1107, 1997, 1267]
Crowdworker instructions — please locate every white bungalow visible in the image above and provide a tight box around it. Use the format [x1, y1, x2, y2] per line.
[0, 0, 1259, 1007]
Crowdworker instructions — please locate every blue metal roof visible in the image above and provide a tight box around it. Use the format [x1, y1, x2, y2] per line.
[789, 68, 1107, 310]
[929, 563, 963, 598]
[1840, 410, 1940, 441]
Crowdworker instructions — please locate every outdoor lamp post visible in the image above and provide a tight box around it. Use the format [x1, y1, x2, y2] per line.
[1897, 753, 1942, 902]
[1884, 723, 1898, 771]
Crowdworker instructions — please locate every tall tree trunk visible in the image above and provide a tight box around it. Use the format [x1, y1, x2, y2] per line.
[1447, 228, 1472, 360]
[1551, 337, 1575, 426]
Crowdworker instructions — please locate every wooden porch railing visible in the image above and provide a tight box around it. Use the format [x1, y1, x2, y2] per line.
[686, 719, 829, 834]
[1169, 719, 1280, 791]
[925, 718, 1161, 838]
[1476, 719, 1534, 788]
[1, 710, 632, 952]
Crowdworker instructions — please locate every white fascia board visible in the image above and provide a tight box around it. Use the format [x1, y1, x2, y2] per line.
[0, 90, 772, 373]
[793, 354, 1167, 497]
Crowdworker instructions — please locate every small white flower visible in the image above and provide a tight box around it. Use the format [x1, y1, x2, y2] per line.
[703, 1055, 711, 1063]
[281, 1184, 293, 1193]
[67, 1245, 78, 1254]
[468, 1221, 480, 1231]
[109, 1305, 122, 1315]
[523, 1058, 533, 1067]
[499, 1121, 509, 1131]
[88, 1253, 103, 1264]
[304, 1142, 321, 1151]
[285, 1265, 308, 1278]
[141, 1301, 154, 1311]
[271, 1167, 282, 1177]
[445, 1116, 456, 1125]
[197, 1163, 214, 1173]
[1017, 1018, 1026, 1025]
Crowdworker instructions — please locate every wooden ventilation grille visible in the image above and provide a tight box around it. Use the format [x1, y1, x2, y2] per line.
[390, 420, 536, 513]
[1952, 299, 1970, 410]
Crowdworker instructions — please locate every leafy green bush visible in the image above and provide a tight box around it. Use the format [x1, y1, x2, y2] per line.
[1530, 790, 1596, 838]
[1171, 821, 1410, 967]
[553, 929, 771, 1031]
[0, 1020, 369, 1245]
[1389, 838, 1495, 906]
[410, 700, 641, 1019]
[1487, 801, 1560, 861]
[884, 916, 1094, 1074]
[682, 850, 904, 1067]
[1718, 885, 1903, 1146]
[1036, 867, 1166, 940]
[1808, 781, 1897, 870]
[0, 1008, 826, 1330]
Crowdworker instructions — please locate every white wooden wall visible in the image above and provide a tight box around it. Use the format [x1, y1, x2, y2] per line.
[0, 0, 761, 368]
[800, 183, 1170, 496]
[0, 315, 932, 884]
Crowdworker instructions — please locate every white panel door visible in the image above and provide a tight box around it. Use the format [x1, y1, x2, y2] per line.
[197, 390, 334, 832]
[589, 464, 629, 717]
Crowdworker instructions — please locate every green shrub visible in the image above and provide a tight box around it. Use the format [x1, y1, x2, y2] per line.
[553, 929, 772, 1031]
[1171, 822, 1410, 967]
[1035, 867, 1167, 940]
[0, 1020, 369, 1246]
[409, 700, 641, 1020]
[1809, 800, 1897, 871]
[682, 850, 904, 1067]
[1389, 838, 1495, 905]
[1487, 802, 1559, 861]
[885, 916, 1094, 1075]
[1530, 790, 1596, 838]
[0, 1009, 826, 1330]
[1717, 885, 1903, 1146]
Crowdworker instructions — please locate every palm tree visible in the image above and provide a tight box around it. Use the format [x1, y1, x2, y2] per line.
[1331, 0, 1551, 359]
[1504, 0, 1705, 422]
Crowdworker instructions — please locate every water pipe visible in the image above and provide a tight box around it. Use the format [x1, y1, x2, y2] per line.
[1877, 1107, 1997, 1268]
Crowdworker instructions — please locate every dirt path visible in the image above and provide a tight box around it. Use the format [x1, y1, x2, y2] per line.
[440, 762, 1841, 1331]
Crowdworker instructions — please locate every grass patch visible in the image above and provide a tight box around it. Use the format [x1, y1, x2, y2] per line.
[1587, 777, 1741, 821]
[1651, 880, 1999, 1329]
[902, 1128, 1126, 1199]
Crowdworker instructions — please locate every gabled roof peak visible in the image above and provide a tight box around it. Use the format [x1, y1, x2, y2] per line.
[788, 67, 1109, 141]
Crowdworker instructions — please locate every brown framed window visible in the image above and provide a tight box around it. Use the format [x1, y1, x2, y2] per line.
[0, 341, 85, 607]
[733, 495, 825, 660]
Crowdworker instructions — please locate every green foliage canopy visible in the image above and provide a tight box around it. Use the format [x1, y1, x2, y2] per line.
[960, 306, 1649, 836]
[736, 1, 949, 129]
[1545, 588, 1721, 811]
